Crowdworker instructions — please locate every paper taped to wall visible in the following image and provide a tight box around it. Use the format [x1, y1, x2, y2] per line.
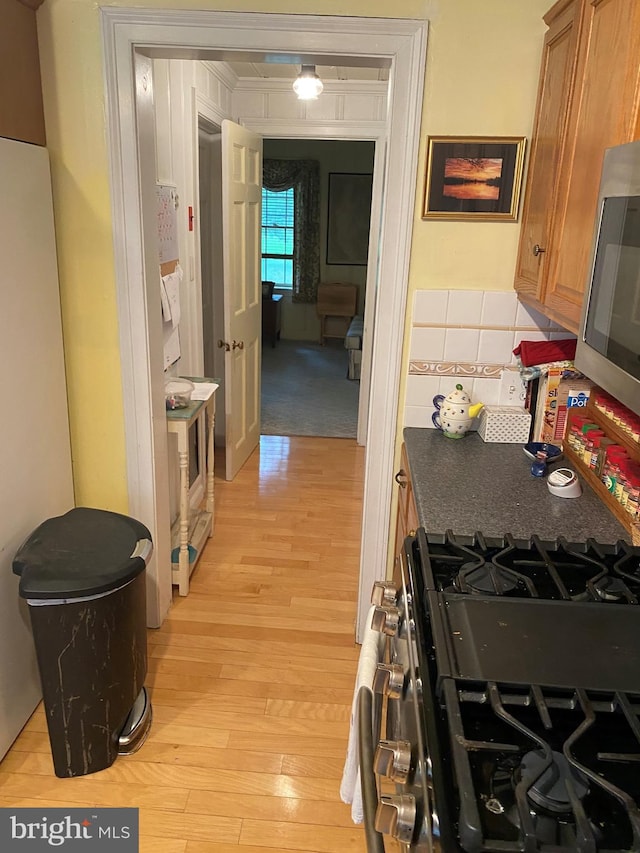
[161, 266, 182, 329]
[162, 264, 184, 369]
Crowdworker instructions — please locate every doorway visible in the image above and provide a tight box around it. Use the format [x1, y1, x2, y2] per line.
[197, 130, 372, 442]
[102, 10, 427, 641]
[260, 137, 374, 440]
[198, 119, 226, 451]
[197, 124, 379, 448]
[197, 121, 220, 383]
[198, 130, 372, 442]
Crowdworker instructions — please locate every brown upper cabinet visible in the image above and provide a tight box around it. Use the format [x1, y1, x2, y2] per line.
[514, 0, 640, 334]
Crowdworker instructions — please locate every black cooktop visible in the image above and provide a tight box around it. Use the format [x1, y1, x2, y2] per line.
[408, 528, 640, 853]
[430, 593, 640, 693]
[417, 529, 640, 694]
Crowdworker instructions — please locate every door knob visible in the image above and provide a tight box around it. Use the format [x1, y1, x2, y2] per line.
[217, 340, 230, 351]
[232, 340, 244, 350]
[532, 243, 546, 256]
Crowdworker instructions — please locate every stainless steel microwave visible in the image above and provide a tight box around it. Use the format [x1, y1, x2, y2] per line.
[576, 140, 640, 417]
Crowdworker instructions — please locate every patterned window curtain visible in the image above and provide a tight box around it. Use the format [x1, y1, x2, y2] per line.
[263, 158, 320, 304]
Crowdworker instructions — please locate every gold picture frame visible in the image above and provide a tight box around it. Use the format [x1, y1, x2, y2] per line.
[422, 136, 526, 221]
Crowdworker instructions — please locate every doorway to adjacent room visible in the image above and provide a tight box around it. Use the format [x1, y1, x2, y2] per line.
[102, 9, 427, 640]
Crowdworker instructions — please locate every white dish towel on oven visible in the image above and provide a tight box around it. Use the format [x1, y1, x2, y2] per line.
[340, 604, 384, 823]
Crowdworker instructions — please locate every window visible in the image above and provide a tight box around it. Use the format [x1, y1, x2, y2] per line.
[261, 186, 294, 288]
[262, 158, 320, 302]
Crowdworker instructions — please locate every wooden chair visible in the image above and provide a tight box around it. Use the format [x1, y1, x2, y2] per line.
[316, 282, 357, 345]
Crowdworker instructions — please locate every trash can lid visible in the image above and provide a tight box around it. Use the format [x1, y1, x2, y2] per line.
[12, 507, 153, 600]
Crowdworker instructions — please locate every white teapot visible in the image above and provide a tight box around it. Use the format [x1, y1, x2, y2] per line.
[432, 384, 484, 439]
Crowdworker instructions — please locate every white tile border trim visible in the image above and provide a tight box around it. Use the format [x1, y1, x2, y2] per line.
[409, 361, 503, 377]
[412, 322, 568, 332]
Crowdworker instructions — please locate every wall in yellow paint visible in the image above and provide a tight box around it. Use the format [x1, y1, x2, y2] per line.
[35, 0, 548, 506]
[410, 0, 548, 294]
[37, 0, 126, 509]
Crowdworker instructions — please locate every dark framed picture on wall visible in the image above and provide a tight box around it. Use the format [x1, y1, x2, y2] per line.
[422, 136, 526, 221]
[326, 172, 373, 265]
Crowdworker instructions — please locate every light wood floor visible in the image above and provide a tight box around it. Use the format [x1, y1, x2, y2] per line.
[0, 436, 368, 853]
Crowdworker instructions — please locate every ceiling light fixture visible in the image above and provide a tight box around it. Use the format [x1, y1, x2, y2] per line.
[292, 65, 324, 100]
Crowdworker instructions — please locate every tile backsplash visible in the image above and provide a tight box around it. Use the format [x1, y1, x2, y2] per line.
[404, 290, 576, 429]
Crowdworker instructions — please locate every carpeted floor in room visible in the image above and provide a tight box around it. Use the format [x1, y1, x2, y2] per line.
[261, 339, 359, 438]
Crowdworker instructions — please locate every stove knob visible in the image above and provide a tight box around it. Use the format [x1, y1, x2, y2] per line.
[371, 580, 398, 606]
[374, 739, 412, 783]
[371, 605, 401, 636]
[373, 663, 404, 699]
[375, 794, 416, 844]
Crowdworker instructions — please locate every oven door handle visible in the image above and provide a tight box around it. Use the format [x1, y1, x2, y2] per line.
[357, 686, 385, 853]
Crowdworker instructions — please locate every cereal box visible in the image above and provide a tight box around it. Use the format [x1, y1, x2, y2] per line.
[532, 368, 594, 444]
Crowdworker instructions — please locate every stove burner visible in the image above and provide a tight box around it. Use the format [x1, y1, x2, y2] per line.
[459, 561, 518, 595]
[520, 750, 589, 815]
[419, 529, 640, 603]
[592, 575, 629, 602]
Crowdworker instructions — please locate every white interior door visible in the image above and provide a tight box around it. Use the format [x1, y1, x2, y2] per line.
[221, 119, 262, 480]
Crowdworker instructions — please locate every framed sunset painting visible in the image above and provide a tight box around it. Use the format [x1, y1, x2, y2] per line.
[422, 136, 526, 221]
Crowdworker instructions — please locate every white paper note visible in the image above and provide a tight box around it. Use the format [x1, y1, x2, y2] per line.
[160, 275, 171, 322]
[162, 265, 183, 329]
[163, 325, 181, 369]
[190, 382, 219, 401]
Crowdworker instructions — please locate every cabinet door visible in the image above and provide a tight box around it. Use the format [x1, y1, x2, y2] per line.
[545, 0, 640, 332]
[514, 0, 582, 306]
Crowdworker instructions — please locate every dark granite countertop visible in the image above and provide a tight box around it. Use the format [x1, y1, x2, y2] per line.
[403, 428, 630, 545]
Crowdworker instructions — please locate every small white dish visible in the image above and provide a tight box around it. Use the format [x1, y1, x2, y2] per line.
[547, 468, 582, 498]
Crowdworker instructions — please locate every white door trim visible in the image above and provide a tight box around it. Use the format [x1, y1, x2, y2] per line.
[101, 9, 427, 641]
[240, 116, 386, 450]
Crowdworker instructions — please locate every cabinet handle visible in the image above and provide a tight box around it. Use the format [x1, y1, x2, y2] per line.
[532, 244, 546, 256]
[217, 340, 230, 351]
[232, 340, 244, 350]
[394, 469, 407, 488]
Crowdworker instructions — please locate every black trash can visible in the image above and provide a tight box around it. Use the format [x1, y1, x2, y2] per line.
[12, 507, 153, 778]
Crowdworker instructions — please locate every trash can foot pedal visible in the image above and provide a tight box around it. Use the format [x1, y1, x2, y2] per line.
[118, 687, 152, 755]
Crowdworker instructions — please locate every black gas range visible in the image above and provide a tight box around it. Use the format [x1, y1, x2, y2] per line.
[362, 528, 640, 853]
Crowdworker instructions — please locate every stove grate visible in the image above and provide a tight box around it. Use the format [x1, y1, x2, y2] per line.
[444, 678, 640, 852]
[417, 529, 640, 603]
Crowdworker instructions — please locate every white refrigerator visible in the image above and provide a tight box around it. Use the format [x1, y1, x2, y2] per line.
[0, 137, 74, 760]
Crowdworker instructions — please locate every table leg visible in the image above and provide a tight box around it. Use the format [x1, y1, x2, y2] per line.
[206, 402, 215, 530]
[177, 445, 190, 596]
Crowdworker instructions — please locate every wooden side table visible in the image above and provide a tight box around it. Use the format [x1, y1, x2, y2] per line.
[166, 379, 217, 595]
[262, 294, 283, 347]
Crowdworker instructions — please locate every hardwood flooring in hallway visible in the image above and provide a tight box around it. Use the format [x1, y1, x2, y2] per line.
[0, 436, 368, 853]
